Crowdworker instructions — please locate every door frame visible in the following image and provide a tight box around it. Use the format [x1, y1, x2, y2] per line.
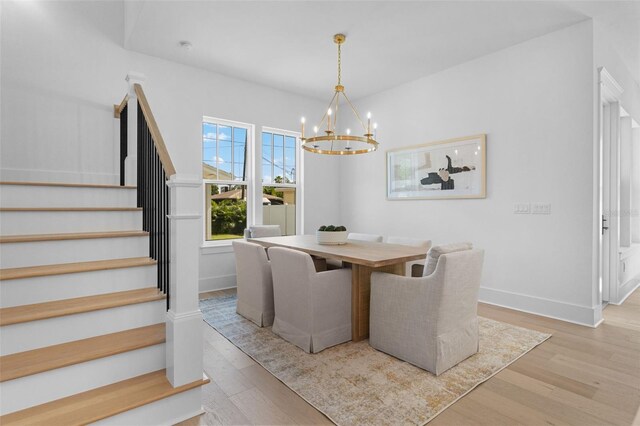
[594, 67, 624, 318]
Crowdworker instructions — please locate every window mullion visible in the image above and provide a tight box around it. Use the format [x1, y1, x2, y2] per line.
[215, 125, 220, 180]
[271, 133, 274, 185]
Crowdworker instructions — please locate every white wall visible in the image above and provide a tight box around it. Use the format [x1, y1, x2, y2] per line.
[1, 1, 125, 184]
[633, 129, 640, 244]
[0, 1, 341, 293]
[341, 21, 599, 325]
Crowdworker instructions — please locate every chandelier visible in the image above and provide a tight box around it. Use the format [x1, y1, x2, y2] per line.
[300, 34, 379, 155]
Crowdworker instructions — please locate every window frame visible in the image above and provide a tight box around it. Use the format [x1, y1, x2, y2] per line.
[261, 126, 304, 236]
[202, 116, 256, 247]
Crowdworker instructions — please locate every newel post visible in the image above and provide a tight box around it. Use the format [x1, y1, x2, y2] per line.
[124, 72, 145, 186]
[166, 174, 204, 387]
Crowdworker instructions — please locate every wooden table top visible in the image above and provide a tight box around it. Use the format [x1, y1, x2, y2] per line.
[248, 235, 427, 267]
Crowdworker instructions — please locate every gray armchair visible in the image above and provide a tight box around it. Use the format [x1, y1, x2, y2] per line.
[232, 241, 274, 327]
[244, 225, 282, 239]
[369, 248, 484, 375]
[268, 247, 352, 353]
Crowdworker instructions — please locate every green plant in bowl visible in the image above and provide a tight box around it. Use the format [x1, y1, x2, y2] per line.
[316, 225, 348, 244]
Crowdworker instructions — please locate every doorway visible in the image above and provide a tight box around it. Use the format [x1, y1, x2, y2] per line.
[597, 68, 640, 308]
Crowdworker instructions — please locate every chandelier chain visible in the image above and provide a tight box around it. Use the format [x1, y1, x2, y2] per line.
[337, 42, 342, 85]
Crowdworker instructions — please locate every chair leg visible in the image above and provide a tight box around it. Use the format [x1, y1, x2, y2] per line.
[411, 263, 424, 277]
[312, 256, 327, 272]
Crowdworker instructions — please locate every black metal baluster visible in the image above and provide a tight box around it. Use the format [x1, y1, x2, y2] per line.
[151, 150, 155, 261]
[144, 123, 149, 232]
[161, 164, 164, 298]
[119, 105, 128, 186]
[142, 114, 146, 230]
[145, 119, 149, 223]
[162, 169, 167, 296]
[167, 178, 171, 309]
[137, 104, 142, 208]
[158, 168, 165, 292]
[153, 154, 158, 286]
[164, 178, 170, 308]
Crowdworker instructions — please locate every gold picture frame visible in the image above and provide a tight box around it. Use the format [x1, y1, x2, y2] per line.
[386, 134, 486, 200]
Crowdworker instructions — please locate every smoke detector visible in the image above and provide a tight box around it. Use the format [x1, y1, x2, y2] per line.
[179, 41, 193, 51]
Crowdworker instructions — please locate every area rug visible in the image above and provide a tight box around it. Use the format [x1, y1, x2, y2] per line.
[200, 292, 551, 425]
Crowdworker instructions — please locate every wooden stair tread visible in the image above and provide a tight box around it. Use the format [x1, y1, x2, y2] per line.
[0, 288, 165, 326]
[0, 207, 141, 212]
[0, 257, 156, 280]
[0, 181, 136, 189]
[0, 370, 209, 426]
[0, 231, 148, 244]
[0, 324, 165, 382]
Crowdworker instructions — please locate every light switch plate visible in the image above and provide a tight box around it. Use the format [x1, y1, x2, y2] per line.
[531, 203, 551, 215]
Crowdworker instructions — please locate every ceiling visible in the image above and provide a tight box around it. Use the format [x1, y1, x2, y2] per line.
[124, 1, 640, 101]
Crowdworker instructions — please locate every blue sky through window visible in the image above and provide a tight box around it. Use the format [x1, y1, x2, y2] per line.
[203, 123, 295, 183]
[202, 122, 247, 181]
[262, 131, 296, 184]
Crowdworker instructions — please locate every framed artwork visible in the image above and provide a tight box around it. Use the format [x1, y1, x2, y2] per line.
[386, 134, 486, 200]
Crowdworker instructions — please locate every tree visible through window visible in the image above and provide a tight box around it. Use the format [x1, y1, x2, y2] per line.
[203, 119, 250, 241]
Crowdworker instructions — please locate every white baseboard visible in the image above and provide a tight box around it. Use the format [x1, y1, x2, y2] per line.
[197, 281, 605, 327]
[610, 278, 640, 306]
[478, 286, 600, 327]
[199, 285, 236, 296]
[0, 168, 118, 184]
[199, 274, 237, 293]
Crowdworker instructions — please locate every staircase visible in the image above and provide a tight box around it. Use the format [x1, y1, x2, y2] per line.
[0, 181, 208, 424]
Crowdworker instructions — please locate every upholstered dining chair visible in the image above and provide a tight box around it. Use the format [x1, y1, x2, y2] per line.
[385, 236, 432, 277]
[243, 225, 282, 239]
[268, 247, 352, 353]
[369, 244, 484, 375]
[232, 240, 274, 327]
[347, 232, 383, 242]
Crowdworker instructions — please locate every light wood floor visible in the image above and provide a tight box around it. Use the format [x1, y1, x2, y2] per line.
[180, 288, 640, 426]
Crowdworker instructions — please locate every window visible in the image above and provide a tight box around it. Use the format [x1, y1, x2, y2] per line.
[262, 128, 301, 236]
[202, 117, 253, 242]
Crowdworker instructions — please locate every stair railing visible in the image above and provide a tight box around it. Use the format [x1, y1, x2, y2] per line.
[135, 83, 175, 310]
[114, 84, 175, 310]
[115, 76, 204, 387]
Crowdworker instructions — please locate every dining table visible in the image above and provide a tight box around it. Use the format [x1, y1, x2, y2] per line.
[247, 234, 428, 342]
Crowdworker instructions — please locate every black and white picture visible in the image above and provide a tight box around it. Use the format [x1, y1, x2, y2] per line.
[387, 134, 486, 200]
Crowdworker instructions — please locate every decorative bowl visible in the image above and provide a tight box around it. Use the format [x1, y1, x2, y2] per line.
[316, 230, 348, 245]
